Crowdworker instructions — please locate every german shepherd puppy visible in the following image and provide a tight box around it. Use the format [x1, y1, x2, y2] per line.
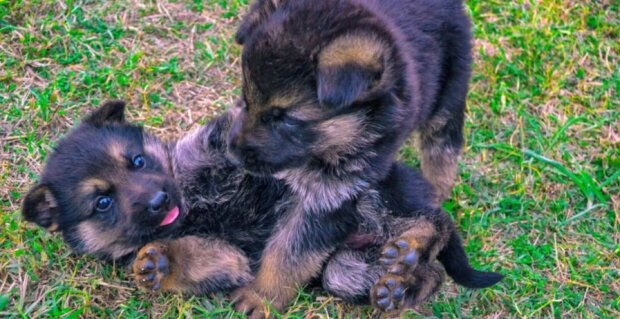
[228, 0, 474, 315]
[23, 102, 501, 315]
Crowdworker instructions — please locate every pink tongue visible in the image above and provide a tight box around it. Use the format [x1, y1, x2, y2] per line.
[160, 207, 179, 226]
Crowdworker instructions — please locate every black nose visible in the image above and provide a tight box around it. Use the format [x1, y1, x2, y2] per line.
[148, 191, 169, 213]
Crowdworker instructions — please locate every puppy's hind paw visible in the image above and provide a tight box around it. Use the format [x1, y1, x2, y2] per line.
[371, 234, 422, 312]
[379, 237, 419, 275]
[371, 273, 407, 312]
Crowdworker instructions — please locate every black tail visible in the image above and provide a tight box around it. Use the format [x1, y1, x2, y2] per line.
[437, 229, 503, 288]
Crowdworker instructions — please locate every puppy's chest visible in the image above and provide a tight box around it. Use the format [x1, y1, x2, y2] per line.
[183, 166, 244, 212]
[177, 168, 287, 252]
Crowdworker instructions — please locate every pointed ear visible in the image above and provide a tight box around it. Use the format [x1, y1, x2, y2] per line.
[22, 184, 60, 232]
[235, 0, 281, 44]
[83, 100, 126, 127]
[317, 34, 388, 109]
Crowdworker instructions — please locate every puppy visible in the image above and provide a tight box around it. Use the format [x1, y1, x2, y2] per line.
[22, 102, 501, 315]
[228, 0, 474, 315]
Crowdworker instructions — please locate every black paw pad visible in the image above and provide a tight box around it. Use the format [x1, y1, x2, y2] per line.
[157, 255, 169, 274]
[403, 250, 417, 266]
[141, 273, 155, 283]
[139, 260, 155, 273]
[383, 247, 398, 258]
[380, 237, 420, 275]
[372, 275, 407, 312]
[395, 240, 409, 250]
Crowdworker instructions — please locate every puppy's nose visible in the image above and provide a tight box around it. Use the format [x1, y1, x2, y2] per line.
[148, 191, 169, 214]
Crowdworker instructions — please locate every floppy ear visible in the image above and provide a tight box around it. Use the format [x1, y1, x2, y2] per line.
[317, 34, 387, 109]
[235, 0, 281, 44]
[83, 100, 126, 127]
[22, 184, 60, 232]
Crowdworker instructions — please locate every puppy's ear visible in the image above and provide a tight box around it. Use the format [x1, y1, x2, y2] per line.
[317, 33, 388, 109]
[235, 0, 281, 44]
[84, 100, 126, 127]
[22, 184, 60, 232]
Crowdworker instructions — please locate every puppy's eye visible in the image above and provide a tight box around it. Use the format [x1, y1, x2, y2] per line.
[280, 116, 300, 129]
[262, 107, 284, 124]
[95, 196, 113, 212]
[132, 155, 145, 168]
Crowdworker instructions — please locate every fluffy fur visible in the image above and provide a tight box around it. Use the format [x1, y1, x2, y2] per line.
[227, 0, 474, 315]
[22, 102, 501, 316]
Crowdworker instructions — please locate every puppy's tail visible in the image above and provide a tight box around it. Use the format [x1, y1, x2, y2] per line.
[437, 228, 503, 288]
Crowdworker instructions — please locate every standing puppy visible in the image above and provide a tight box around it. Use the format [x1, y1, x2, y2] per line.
[228, 0, 473, 316]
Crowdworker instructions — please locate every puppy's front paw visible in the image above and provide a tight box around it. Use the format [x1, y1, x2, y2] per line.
[132, 243, 170, 292]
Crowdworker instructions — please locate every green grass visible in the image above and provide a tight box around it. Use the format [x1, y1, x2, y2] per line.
[1, 0, 618, 318]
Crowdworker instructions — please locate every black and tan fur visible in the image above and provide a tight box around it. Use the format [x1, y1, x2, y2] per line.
[22, 102, 501, 316]
[228, 0, 474, 315]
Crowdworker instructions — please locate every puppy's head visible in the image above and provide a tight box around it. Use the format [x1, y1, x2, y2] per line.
[228, 1, 402, 175]
[22, 101, 185, 260]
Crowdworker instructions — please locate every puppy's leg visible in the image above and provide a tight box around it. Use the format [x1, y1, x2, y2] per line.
[418, 123, 461, 204]
[417, 28, 472, 203]
[322, 249, 383, 304]
[232, 203, 355, 319]
[370, 217, 449, 312]
[132, 236, 253, 294]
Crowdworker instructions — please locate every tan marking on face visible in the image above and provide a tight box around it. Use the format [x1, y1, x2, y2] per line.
[77, 222, 133, 259]
[268, 93, 305, 110]
[313, 113, 374, 165]
[79, 178, 111, 196]
[144, 137, 170, 173]
[107, 141, 127, 166]
[319, 33, 386, 70]
[316, 113, 365, 148]
[287, 104, 324, 122]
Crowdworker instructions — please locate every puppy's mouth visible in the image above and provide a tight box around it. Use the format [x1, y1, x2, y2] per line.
[159, 206, 180, 226]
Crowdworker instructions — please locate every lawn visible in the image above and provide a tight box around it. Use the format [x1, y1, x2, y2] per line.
[0, 0, 618, 318]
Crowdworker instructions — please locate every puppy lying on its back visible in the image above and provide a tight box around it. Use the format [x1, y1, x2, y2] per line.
[23, 101, 501, 315]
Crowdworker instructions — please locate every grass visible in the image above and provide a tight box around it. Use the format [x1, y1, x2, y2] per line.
[0, 0, 618, 318]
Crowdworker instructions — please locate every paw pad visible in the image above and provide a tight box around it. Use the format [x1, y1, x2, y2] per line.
[133, 244, 169, 292]
[379, 238, 419, 275]
[371, 235, 422, 312]
[371, 274, 407, 312]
